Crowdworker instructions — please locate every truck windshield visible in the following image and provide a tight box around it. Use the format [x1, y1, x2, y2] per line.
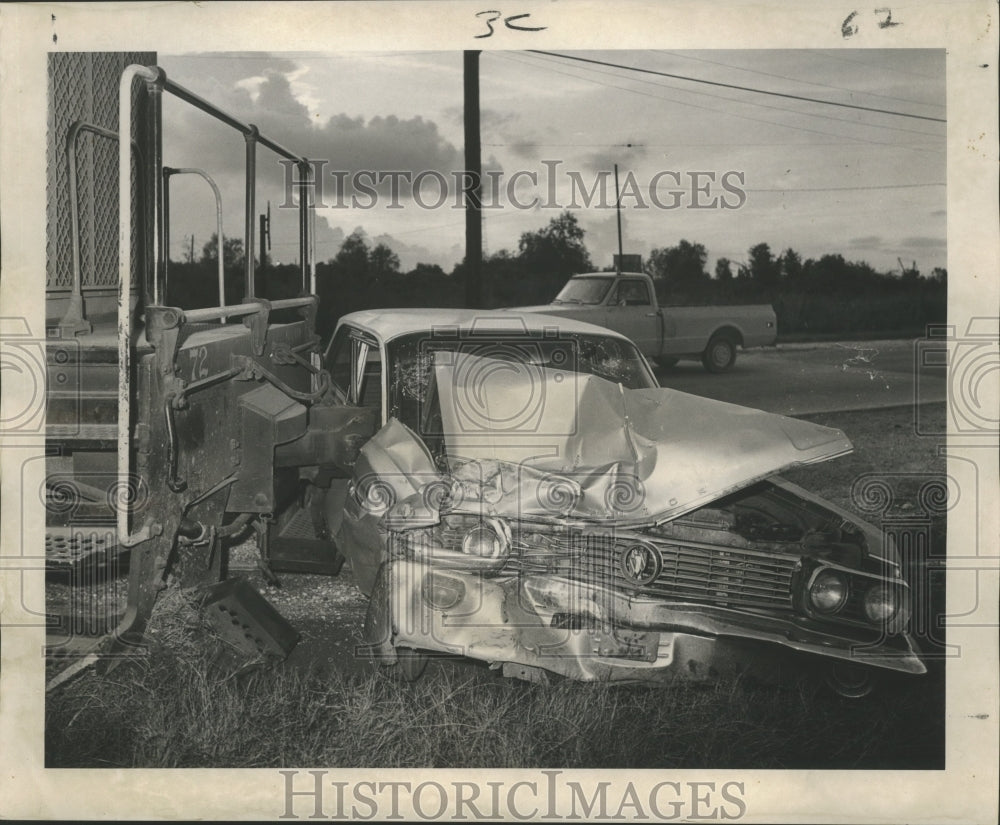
[553, 276, 613, 305]
[386, 331, 657, 437]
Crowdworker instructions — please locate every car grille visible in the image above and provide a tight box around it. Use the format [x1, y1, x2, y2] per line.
[507, 529, 799, 612]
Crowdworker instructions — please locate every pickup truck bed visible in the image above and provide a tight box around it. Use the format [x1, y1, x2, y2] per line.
[517, 272, 776, 372]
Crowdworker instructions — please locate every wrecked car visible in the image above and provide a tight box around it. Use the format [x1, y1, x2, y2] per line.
[322, 309, 925, 696]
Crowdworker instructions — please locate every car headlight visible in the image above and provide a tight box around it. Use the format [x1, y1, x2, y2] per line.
[462, 523, 508, 559]
[863, 584, 898, 623]
[809, 569, 848, 614]
[395, 515, 511, 573]
[422, 571, 466, 610]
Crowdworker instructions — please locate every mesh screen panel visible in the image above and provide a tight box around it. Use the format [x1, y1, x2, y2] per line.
[46, 52, 156, 291]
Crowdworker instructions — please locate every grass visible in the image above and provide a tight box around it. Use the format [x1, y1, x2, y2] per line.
[783, 404, 946, 514]
[46, 404, 947, 769]
[46, 634, 942, 769]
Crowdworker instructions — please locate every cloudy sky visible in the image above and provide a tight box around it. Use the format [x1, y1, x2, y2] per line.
[159, 49, 946, 275]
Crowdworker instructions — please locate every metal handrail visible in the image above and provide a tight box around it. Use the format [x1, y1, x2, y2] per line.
[116, 64, 316, 541]
[182, 296, 314, 325]
[158, 75, 310, 300]
[160, 77, 304, 161]
[59, 121, 145, 336]
[163, 167, 225, 308]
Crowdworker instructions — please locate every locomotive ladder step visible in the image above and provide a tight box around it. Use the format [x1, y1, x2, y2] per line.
[46, 422, 119, 442]
[45, 524, 121, 575]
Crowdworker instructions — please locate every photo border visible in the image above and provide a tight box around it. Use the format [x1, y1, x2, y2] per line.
[1, 2, 997, 822]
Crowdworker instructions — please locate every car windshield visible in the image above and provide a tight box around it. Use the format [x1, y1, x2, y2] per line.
[386, 331, 657, 438]
[553, 276, 613, 305]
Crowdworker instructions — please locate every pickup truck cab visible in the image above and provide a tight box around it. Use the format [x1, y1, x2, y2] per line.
[517, 272, 776, 372]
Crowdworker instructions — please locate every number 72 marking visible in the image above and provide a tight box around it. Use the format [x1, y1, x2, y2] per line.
[188, 346, 209, 381]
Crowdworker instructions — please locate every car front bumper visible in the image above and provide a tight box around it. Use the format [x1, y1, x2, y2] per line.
[364, 560, 926, 684]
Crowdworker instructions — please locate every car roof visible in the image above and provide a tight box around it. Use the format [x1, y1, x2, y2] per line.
[571, 271, 647, 278]
[337, 307, 635, 344]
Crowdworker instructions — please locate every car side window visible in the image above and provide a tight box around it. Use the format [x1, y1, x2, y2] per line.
[354, 340, 383, 410]
[324, 326, 352, 400]
[615, 280, 651, 306]
[325, 326, 382, 410]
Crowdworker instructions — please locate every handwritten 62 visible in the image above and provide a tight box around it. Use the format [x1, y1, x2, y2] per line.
[842, 8, 901, 38]
[475, 10, 547, 38]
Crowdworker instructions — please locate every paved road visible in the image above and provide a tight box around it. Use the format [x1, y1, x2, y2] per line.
[654, 340, 947, 416]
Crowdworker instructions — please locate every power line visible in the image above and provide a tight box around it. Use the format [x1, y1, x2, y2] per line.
[815, 50, 941, 80]
[529, 50, 946, 123]
[739, 182, 944, 193]
[502, 51, 942, 146]
[656, 50, 945, 110]
[494, 52, 941, 155]
[484, 140, 943, 149]
[519, 50, 942, 140]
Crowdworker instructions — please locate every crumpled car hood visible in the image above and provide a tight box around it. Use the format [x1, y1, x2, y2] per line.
[358, 351, 853, 529]
[431, 350, 852, 526]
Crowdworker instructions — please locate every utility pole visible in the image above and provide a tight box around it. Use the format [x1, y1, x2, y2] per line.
[614, 163, 623, 274]
[464, 50, 483, 308]
[188, 234, 194, 264]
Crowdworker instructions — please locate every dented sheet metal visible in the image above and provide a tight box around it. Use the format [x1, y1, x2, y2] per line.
[430, 350, 853, 526]
[382, 561, 926, 684]
[332, 314, 925, 692]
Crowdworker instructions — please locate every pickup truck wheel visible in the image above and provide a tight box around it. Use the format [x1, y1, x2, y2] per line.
[702, 334, 738, 373]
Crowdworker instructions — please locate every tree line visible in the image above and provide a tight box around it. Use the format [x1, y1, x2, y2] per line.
[165, 211, 945, 340]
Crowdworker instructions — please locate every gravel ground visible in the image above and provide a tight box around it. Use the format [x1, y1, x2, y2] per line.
[250, 566, 376, 677]
[46, 538, 374, 680]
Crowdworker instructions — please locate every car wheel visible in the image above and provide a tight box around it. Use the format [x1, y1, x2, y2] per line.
[362, 566, 430, 681]
[394, 646, 429, 682]
[654, 356, 679, 369]
[822, 661, 879, 699]
[702, 334, 738, 373]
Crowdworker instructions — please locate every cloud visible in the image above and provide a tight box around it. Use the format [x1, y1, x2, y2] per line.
[255, 69, 313, 120]
[442, 105, 515, 131]
[165, 63, 465, 201]
[849, 235, 884, 248]
[161, 59, 484, 265]
[308, 219, 460, 272]
[312, 215, 346, 260]
[510, 139, 539, 158]
[899, 236, 946, 249]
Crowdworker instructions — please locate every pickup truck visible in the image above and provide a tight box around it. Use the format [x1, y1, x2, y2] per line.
[517, 272, 776, 372]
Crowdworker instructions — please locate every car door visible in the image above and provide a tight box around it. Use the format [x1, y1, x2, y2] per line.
[602, 278, 661, 355]
[320, 323, 383, 473]
[318, 323, 386, 549]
